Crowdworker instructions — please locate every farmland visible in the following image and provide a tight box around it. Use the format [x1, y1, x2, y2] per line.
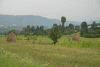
[0, 33, 100, 67]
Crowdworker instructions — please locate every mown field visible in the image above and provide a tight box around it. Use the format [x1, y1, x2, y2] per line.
[0, 33, 100, 67]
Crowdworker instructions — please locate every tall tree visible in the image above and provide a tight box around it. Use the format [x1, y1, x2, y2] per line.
[40, 25, 44, 32]
[81, 21, 88, 30]
[61, 16, 66, 32]
[91, 21, 97, 31]
[31, 26, 35, 32]
[27, 25, 30, 30]
[36, 26, 40, 31]
[68, 23, 74, 30]
[80, 21, 88, 36]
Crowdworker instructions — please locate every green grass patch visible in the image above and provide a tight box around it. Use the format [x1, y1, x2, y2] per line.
[0, 34, 100, 67]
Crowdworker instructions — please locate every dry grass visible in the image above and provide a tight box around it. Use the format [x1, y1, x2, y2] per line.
[7, 32, 16, 42]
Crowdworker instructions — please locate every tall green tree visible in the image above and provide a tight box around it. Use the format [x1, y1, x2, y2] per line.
[68, 23, 74, 30]
[61, 16, 66, 32]
[40, 25, 44, 32]
[36, 26, 40, 31]
[91, 21, 97, 31]
[81, 21, 88, 30]
[31, 26, 35, 32]
[80, 21, 88, 36]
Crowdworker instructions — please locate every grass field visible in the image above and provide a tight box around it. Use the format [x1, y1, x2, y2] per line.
[0, 34, 100, 67]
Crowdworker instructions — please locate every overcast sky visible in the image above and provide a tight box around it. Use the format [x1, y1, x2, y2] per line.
[0, 0, 100, 22]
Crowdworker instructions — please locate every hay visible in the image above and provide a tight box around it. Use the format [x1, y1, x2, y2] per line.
[72, 33, 80, 41]
[7, 32, 16, 42]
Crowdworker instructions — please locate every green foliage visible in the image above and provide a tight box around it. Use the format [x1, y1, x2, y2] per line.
[20, 25, 45, 36]
[68, 23, 74, 30]
[3, 30, 17, 37]
[36, 26, 40, 31]
[61, 16, 66, 25]
[75, 25, 80, 32]
[4, 33, 7, 37]
[91, 21, 97, 31]
[67, 30, 74, 36]
[40, 25, 44, 32]
[0, 53, 42, 67]
[49, 26, 62, 44]
[1, 34, 100, 67]
[80, 21, 100, 38]
[30, 26, 35, 32]
[61, 16, 66, 33]
[81, 21, 88, 30]
[53, 23, 58, 27]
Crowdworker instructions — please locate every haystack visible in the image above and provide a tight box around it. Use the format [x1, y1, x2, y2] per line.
[72, 33, 80, 41]
[7, 32, 16, 42]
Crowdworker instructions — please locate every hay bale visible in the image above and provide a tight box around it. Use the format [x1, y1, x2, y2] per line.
[7, 32, 16, 42]
[72, 33, 80, 41]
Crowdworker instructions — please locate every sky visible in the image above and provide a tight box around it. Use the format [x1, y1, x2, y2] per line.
[0, 0, 100, 22]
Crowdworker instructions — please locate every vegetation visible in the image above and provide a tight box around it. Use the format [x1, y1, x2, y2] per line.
[61, 16, 66, 33]
[49, 26, 62, 44]
[0, 35, 100, 67]
[80, 21, 100, 38]
[0, 16, 100, 67]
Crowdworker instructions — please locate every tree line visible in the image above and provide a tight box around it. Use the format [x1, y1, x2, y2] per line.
[3, 16, 100, 44]
[80, 21, 100, 38]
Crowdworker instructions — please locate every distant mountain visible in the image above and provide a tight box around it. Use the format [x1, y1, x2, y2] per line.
[0, 14, 82, 27]
[0, 14, 100, 27]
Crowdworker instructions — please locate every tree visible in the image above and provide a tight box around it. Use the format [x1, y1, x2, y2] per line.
[4, 33, 7, 37]
[49, 26, 62, 44]
[91, 21, 97, 31]
[23, 27, 29, 32]
[58, 24, 62, 31]
[67, 30, 74, 36]
[80, 21, 88, 37]
[36, 26, 40, 31]
[27, 25, 30, 30]
[65, 26, 69, 31]
[75, 25, 80, 32]
[40, 25, 44, 32]
[31, 26, 35, 32]
[53, 23, 58, 27]
[43, 30, 48, 36]
[68, 23, 74, 30]
[81, 21, 88, 30]
[61, 16, 66, 32]
[33, 31, 39, 36]
[8, 30, 16, 35]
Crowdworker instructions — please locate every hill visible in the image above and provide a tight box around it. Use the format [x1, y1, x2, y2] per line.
[0, 14, 81, 27]
[0, 14, 100, 28]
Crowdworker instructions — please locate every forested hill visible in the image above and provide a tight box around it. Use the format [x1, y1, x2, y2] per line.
[0, 14, 81, 27]
[0, 14, 100, 27]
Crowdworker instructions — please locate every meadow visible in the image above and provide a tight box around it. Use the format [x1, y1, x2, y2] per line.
[0, 33, 100, 67]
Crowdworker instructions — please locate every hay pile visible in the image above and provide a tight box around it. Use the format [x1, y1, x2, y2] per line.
[72, 33, 80, 41]
[7, 32, 16, 42]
